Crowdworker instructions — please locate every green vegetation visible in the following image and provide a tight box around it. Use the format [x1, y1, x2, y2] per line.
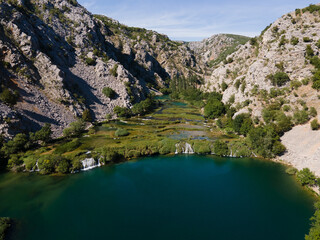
[82, 109, 92, 122]
[31, 123, 52, 144]
[102, 87, 117, 99]
[208, 34, 250, 67]
[311, 119, 319, 130]
[54, 139, 81, 154]
[213, 140, 229, 156]
[297, 168, 316, 186]
[110, 64, 118, 77]
[303, 37, 313, 43]
[0, 87, 19, 106]
[306, 45, 315, 57]
[267, 72, 290, 87]
[63, 119, 86, 138]
[115, 128, 129, 137]
[85, 58, 96, 66]
[0, 217, 11, 240]
[204, 97, 225, 119]
[302, 4, 320, 14]
[113, 106, 131, 118]
[285, 167, 298, 175]
[290, 36, 299, 45]
[306, 202, 320, 240]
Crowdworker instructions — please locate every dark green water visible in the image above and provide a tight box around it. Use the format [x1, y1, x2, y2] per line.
[0, 155, 315, 240]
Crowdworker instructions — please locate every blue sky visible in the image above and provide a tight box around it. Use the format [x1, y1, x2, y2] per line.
[78, 0, 317, 41]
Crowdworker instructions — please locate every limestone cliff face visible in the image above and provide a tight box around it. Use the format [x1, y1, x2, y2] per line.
[204, 5, 320, 118]
[188, 34, 250, 67]
[0, 0, 203, 137]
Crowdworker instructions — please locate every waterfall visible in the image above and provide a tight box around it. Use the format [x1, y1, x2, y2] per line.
[183, 143, 194, 154]
[175, 142, 194, 154]
[81, 158, 101, 171]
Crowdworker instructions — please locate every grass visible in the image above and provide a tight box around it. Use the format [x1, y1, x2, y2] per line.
[14, 98, 239, 173]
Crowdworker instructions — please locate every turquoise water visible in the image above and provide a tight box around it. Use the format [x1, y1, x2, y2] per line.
[0, 155, 315, 240]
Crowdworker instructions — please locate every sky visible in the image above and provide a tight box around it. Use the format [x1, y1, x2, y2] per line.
[78, 0, 317, 41]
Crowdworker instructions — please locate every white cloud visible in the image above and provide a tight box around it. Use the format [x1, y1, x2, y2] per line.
[78, 0, 314, 41]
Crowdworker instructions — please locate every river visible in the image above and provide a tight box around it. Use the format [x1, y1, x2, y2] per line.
[0, 155, 315, 240]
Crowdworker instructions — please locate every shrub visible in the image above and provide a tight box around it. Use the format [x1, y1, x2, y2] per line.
[303, 37, 312, 43]
[213, 140, 229, 156]
[82, 109, 92, 122]
[303, 4, 320, 13]
[250, 37, 258, 46]
[110, 64, 118, 77]
[221, 81, 228, 91]
[204, 99, 225, 119]
[306, 45, 314, 57]
[2, 133, 29, 155]
[56, 157, 71, 174]
[297, 168, 316, 186]
[102, 87, 117, 99]
[248, 125, 284, 158]
[131, 98, 156, 116]
[113, 106, 131, 118]
[305, 202, 320, 240]
[115, 128, 129, 137]
[310, 107, 318, 117]
[34, 123, 52, 143]
[278, 36, 288, 47]
[290, 80, 302, 90]
[311, 119, 319, 130]
[233, 113, 253, 136]
[293, 110, 309, 124]
[0, 88, 19, 106]
[285, 167, 297, 175]
[290, 36, 299, 45]
[267, 72, 290, 87]
[85, 58, 96, 66]
[302, 78, 310, 85]
[63, 119, 86, 138]
[54, 139, 81, 154]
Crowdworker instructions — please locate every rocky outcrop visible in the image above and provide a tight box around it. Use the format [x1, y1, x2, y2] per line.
[0, 0, 203, 137]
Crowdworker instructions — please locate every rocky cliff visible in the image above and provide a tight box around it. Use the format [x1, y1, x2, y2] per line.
[188, 34, 250, 68]
[203, 4, 320, 173]
[0, 0, 205, 137]
[204, 5, 320, 119]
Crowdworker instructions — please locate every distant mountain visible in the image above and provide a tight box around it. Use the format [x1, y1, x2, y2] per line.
[188, 34, 250, 68]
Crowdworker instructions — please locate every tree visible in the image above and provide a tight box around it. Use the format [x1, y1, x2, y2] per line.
[233, 113, 253, 136]
[63, 119, 86, 138]
[102, 87, 117, 99]
[2, 133, 29, 155]
[268, 72, 290, 87]
[204, 99, 225, 119]
[82, 109, 92, 122]
[305, 202, 320, 240]
[297, 168, 316, 186]
[113, 106, 131, 118]
[34, 123, 52, 144]
[213, 140, 229, 156]
[0, 88, 19, 106]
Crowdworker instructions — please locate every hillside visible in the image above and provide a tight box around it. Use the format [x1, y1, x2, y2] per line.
[0, 0, 204, 137]
[188, 34, 250, 68]
[203, 4, 320, 173]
